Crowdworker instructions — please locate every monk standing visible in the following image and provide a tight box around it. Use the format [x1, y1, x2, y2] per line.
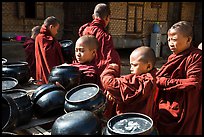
[23, 25, 41, 80]
[35, 16, 64, 85]
[78, 3, 121, 90]
[155, 21, 202, 135]
[101, 46, 158, 122]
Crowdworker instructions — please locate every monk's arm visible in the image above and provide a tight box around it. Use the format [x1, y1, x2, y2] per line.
[100, 64, 121, 98]
[157, 54, 202, 91]
[101, 64, 151, 104]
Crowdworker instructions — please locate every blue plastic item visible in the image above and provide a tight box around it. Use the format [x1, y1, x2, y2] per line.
[152, 23, 160, 33]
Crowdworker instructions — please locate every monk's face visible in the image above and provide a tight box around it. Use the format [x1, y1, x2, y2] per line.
[50, 23, 60, 37]
[130, 52, 149, 75]
[167, 29, 191, 55]
[75, 41, 96, 64]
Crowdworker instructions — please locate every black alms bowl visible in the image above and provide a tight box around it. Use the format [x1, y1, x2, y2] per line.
[51, 110, 101, 135]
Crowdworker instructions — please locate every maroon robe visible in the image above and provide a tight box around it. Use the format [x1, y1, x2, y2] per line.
[35, 24, 64, 85]
[155, 46, 202, 135]
[68, 60, 98, 84]
[23, 37, 36, 80]
[101, 65, 159, 122]
[78, 18, 121, 90]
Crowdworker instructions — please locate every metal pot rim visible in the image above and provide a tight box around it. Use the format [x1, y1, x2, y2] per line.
[65, 83, 100, 103]
[2, 77, 19, 91]
[107, 112, 153, 135]
[2, 61, 28, 67]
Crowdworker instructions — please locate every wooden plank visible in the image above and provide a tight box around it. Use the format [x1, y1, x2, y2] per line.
[14, 115, 60, 131]
[18, 126, 51, 135]
[35, 126, 51, 135]
[25, 127, 43, 135]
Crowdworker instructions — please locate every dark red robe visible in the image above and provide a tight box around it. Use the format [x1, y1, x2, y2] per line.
[23, 37, 36, 80]
[78, 18, 121, 90]
[68, 60, 98, 85]
[101, 65, 159, 122]
[155, 46, 202, 135]
[35, 24, 64, 85]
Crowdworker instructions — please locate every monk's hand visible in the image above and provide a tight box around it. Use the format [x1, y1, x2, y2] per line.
[109, 63, 119, 68]
[108, 63, 120, 75]
[106, 91, 116, 102]
[156, 76, 167, 88]
[60, 63, 69, 66]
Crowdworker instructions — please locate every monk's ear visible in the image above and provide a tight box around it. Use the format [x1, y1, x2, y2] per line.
[147, 63, 152, 71]
[92, 14, 95, 20]
[105, 15, 110, 22]
[92, 49, 97, 55]
[187, 36, 192, 44]
[49, 24, 54, 29]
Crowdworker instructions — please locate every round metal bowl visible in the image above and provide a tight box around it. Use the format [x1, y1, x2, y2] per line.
[105, 113, 155, 135]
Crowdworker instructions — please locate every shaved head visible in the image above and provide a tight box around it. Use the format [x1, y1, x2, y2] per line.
[130, 46, 156, 67]
[76, 35, 99, 50]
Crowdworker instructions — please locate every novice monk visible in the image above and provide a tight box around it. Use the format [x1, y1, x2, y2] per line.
[35, 16, 64, 85]
[23, 25, 41, 80]
[155, 21, 202, 135]
[100, 46, 158, 122]
[78, 3, 121, 90]
[59, 35, 99, 85]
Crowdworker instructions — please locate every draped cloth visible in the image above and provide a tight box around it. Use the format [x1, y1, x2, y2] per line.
[155, 46, 202, 135]
[101, 65, 159, 122]
[23, 38, 36, 80]
[68, 60, 98, 85]
[35, 25, 64, 85]
[78, 18, 121, 90]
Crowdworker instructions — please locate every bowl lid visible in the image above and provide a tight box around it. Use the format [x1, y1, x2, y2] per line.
[107, 113, 153, 135]
[51, 110, 100, 135]
[2, 89, 28, 99]
[2, 77, 18, 91]
[59, 40, 74, 48]
[31, 84, 66, 104]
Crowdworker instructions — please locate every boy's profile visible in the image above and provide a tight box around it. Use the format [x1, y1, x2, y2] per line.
[101, 46, 158, 122]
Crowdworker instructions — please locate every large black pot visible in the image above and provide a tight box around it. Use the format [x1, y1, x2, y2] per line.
[31, 84, 67, 118]
[2, 89, 33, 126]
[48, 65, 81, 91]
[64, 83, 106, 118]
[103, 113, 158, 135]
[51, 110, 101, 135]
[2, 77, 19, 91]
[2, 94, 19, 132]
[2, 61, 31, 84]
[59, 40, 75, 64]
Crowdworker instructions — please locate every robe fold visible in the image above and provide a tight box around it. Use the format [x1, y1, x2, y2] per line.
[155, 46, 202, 135]
[23, 38, 36, 80]
[78, 18, 121, 90]
[101, 65, 158, 122]
[68, 60, 98, 85]
[35, 25, 64, 85]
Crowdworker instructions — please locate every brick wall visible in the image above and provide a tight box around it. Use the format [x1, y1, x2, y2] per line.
[2, 2, 64, 39]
